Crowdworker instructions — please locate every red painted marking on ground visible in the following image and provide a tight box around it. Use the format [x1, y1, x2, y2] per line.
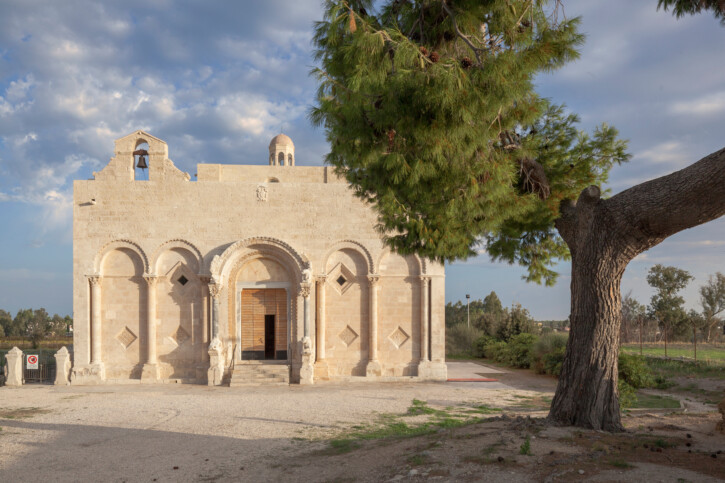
[446, 378, 498, 382]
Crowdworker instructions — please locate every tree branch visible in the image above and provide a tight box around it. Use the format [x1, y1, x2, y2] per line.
[605, 146, 725, 253]
[441, 0, 483, 64]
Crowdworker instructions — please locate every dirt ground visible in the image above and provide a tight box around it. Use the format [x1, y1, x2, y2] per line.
[0, 362, 722, 482]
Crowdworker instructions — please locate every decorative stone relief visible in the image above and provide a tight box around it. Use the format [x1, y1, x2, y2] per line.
[339, 325, 358, 347]
[328, 262, 355, 296]
[208, 283, 222, 299]
[116, 326, 138, 349]
[256, 184, 268, 202]
[367, 274, 380, 287]
[389, 326, 410, 349]
[299, 282, 312, 298]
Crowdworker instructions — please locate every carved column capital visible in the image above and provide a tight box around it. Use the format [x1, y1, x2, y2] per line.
[198, 275, 211, 284]
[208, 283, 222, 299]
[88, 275, 102, 286]
[300, 282, 312, 298]
[419, 275, 431, 284]
[367, 274, 380, 287]
[314, 275, 327, 284]
[143, 275, 159, 286]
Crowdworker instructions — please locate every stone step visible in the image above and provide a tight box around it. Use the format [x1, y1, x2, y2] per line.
[229, 363, 290, 387]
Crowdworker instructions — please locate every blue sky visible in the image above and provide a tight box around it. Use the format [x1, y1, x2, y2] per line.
[0, 1, 723, 320]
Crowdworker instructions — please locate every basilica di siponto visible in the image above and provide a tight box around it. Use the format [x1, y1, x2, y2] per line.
[72, 131, 447, 386]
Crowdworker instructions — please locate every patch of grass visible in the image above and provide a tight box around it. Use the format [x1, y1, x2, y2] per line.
[621, 343, 725, 363]
[0, 407, 50, 419]
[641, 356, 725, 379]
[465, 405, 503, 415]
[408, 399, 440, 416]
[608, 459, 634, 468]
[327, 439, 361, 454]
[407, 453, 430, 466]
[519, 436, 531, 455]
[324, 399, 502, 454]
[653, 437, 677, 449]
[627, 393, 681, 409]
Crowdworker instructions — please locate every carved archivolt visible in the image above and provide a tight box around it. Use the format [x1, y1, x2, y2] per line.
[149, 239, 205, 276]
[94, 239, 149, 275]
[376, 248, 426, 276]
[321, 240, 375, 275]
[211, 237, 308, 285]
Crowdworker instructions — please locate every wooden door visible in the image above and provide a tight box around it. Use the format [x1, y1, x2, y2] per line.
[241, 289, 287, 360]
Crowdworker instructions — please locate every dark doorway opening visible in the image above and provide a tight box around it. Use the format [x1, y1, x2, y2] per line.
[265, 314, 276, 359]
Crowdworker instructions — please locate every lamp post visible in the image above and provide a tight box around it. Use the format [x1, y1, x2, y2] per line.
[466, 294, 470, 329]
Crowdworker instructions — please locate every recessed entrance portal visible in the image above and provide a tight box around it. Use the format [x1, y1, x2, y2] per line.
[241, 288, 287, 360]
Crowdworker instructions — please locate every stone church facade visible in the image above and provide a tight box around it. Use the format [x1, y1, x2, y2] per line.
[72, 131, 447, 385]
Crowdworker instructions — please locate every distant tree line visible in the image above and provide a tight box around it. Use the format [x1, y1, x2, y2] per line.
[621, 267, 725, 347]
[0, 309, 72, 348]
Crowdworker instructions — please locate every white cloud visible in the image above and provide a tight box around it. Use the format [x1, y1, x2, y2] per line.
[635, 141, 690, 165]
[670, 91, 725, 116]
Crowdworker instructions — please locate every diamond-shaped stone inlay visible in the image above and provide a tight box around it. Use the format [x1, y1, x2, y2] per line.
[389, 326, 410, 349]
[338, 325, 359, 347]
[171, 325, 190, 345]
[116, 326, 137, 349]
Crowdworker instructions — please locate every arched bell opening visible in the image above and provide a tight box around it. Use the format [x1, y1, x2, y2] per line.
[134, 141, 150, 181]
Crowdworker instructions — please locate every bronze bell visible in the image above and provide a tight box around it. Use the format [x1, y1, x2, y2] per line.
[136, 154, 148, 170]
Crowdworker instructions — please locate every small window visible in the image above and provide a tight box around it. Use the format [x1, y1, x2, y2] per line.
[288, 153, 293, 165]
[278, 152, 285, 166]
[177, 275, 188, 286]
[336, 275, 347, 286]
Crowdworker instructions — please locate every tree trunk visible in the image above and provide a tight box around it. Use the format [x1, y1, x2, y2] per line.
[548, 147, 725, 431]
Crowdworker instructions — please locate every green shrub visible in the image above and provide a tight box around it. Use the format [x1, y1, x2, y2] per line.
[483, 340, 509, 362]
[474, 335, 496, 358]
[618, 353, 654, 389]
[542, 346, 566, 376]
[446, 324, 484, 357]
[531, 332, 568, 374]
[504, 333, 537, 368]
[618, 379, 637, 408]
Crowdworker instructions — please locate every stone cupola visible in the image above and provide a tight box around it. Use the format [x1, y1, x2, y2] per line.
[269, 133, 295, 166]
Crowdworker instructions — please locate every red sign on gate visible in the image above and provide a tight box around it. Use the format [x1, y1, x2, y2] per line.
[26, 354, 38, 369]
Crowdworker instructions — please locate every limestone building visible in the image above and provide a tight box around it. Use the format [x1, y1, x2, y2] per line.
[72, 131, 447, 385]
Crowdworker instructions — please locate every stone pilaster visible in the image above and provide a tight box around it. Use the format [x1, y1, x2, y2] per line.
[419, 276, 430, 363]
[141, 275, 160, 381]
[314, 276, 329, 380]
[366, 274, 382, 377]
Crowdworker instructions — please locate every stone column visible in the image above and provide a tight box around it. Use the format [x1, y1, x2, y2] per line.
[4, 347, 23, 386]
[366, 274, 382, 377]
[54, 347, 72, 385]
[89, 275, 103, 366]
[209, 282, 221, 340]
[141, 275, 160, 380]
[299, 283, 314, 385]
[420, 276, 430, 362]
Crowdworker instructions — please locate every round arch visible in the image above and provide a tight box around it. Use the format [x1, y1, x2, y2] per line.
[210, 237, 308, 286]
[150, 239, 205, 276]
[376, 248, 425, 276]
[320, 240, 374, 275]
[94, 239, 149, 275]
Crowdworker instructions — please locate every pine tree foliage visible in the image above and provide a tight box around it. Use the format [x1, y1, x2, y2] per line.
[658, 0, 725, 24]
[311, 0, 629, 284]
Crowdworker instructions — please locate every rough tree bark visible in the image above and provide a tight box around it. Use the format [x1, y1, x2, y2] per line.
[548, 147, 725, 431]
